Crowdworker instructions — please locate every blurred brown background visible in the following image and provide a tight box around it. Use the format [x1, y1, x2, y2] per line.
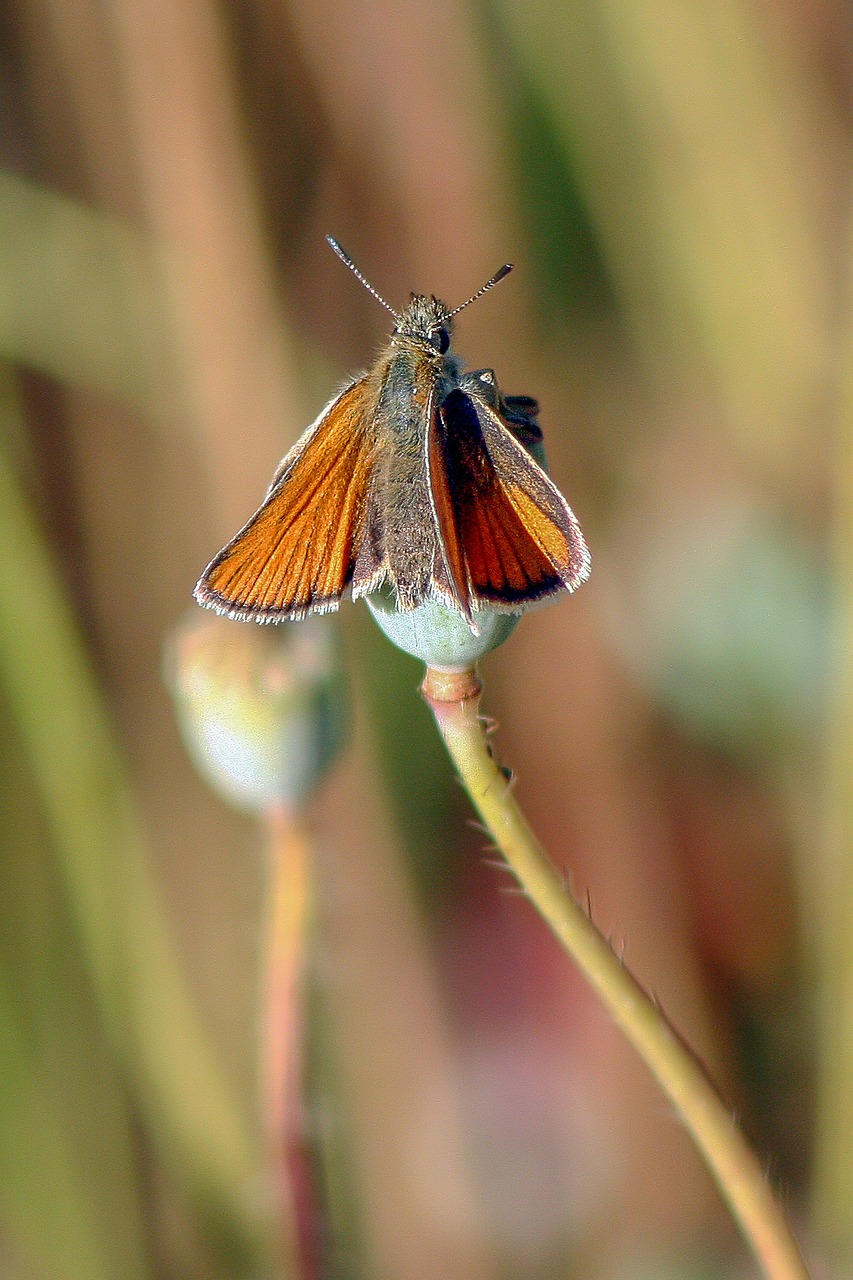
[0, 1, 850, 1277]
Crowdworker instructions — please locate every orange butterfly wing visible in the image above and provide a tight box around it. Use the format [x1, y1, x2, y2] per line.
[195, 378, 380, 621]
[430, 388, 589, 611]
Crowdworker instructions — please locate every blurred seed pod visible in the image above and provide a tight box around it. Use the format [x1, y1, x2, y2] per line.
[167, 613, 347, 812]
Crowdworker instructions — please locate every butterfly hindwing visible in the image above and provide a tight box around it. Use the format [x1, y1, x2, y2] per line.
[430, 388, 589, 612]
[195, 377, 380, 621]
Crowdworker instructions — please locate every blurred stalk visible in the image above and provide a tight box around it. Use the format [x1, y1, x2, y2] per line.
[0, 380, 273, 1273]
[812, 210, 853, 1266]
[168, 611, 350, 1276]
[103, 0, 303, 535]
[260, 807, 317, 1279]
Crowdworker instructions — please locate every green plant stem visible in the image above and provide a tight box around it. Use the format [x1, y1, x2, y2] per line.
[423, 666, 810, 1280]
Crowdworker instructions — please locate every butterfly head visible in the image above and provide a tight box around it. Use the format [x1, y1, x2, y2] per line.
[393, 294, 454, 356]
[325, 236, 514, 359]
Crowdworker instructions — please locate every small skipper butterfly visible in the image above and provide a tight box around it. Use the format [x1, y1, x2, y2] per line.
[195, 238, 590, 634]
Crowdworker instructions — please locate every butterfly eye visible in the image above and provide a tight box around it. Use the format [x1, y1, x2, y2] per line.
[434, 327, 450, 354]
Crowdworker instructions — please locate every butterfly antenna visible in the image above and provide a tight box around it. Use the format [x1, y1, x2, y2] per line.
[448, 262, 514, 318]
[326, 236, 397, 317]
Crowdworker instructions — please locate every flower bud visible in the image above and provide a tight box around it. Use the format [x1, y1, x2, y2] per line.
[168, 614, 345, 812]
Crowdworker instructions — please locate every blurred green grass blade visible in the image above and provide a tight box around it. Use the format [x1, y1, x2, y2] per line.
[489, 0, 831, 453]
[0, 168, 174, 414]
[0, 708, 151, 1280]
[0, 984, 146, 1280]
[0, 376, 274, 1275]
[478, 7, 613, 322]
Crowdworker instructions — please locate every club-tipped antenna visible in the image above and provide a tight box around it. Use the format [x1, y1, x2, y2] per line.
[448, 262, 514, 318]
[326, 236, 397, 317]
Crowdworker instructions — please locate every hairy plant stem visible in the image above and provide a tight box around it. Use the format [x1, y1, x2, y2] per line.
[422, 665, 810, 1280]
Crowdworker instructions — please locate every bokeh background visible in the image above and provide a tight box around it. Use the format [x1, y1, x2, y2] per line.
[0, 1, 851, 1277]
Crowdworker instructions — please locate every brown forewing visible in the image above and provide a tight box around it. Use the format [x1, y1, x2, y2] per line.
[430, 389, 589, 610]
[195, 378, 380, 621]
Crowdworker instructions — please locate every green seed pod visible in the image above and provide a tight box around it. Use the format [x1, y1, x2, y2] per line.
[365, 586, 519, 671]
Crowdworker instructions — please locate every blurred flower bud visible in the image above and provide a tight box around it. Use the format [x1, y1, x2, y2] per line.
[365, 587, 519, 671]
[167, 615, 346, 812]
